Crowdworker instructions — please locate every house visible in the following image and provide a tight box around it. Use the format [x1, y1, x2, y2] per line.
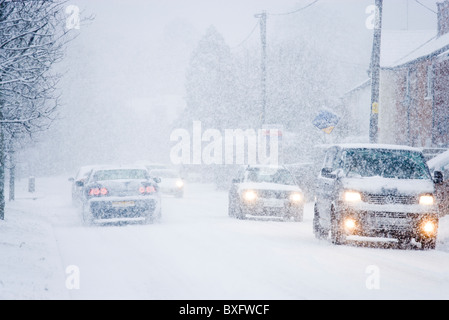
[379, 0, 449, 148]
[342, 0, 449, 149]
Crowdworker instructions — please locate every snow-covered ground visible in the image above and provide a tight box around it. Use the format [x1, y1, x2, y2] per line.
[1, 175, 449, 300]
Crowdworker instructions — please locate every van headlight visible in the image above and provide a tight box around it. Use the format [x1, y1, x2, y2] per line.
[419, 194, 435, 206]
[420, 219, 438, 235]
[343, 191, 362, 203]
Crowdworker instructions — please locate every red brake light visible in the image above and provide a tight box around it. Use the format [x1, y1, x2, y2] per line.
[89, 187, 107, 197]
[140, 185, 156, 194]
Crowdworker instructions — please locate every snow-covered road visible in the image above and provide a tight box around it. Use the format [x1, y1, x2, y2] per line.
[2, 175, 449, 300]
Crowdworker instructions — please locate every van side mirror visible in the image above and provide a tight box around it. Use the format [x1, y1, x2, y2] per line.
[434, 171, 443, 184]
[321, 168, 336, 179]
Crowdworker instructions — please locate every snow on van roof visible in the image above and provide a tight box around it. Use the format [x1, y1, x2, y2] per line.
[328, 143, 422, 152]
[428, 149, 449, 170]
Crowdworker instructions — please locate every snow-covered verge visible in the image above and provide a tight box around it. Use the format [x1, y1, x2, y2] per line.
[0, 186, 69, 299]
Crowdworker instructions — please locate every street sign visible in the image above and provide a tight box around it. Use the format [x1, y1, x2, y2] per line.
[313, 110, 340, 134]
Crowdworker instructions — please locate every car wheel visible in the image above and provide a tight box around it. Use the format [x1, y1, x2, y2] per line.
[144, 213, 154, 224]
[420, 237, 437, 250]
[175, 192, 183, 198]
[234, 202, 245, 220]
[330, 208, 345, 245]
[313, 205, 328, 239]
[228, 198, 235, 217]
[293, 209, 304, 222]
[82, 204, 93, 226]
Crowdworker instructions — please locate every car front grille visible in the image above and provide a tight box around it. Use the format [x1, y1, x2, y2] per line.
[257, 190, 289, 199]
[363, 194, 417, 205]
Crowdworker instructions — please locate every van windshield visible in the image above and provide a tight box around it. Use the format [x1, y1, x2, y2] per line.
[245, 167, 297, 185]
[343, 148, 431, 180]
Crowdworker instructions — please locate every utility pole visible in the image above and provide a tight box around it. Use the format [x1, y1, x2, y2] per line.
[369, 0, 383, 143]
[255, 11, 267, 126]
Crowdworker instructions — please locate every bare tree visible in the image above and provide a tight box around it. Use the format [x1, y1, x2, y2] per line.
[0, 0, 76, 219]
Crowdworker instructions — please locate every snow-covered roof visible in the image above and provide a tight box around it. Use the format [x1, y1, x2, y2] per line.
[394, 32, 449, 67]
[381, 29, 437, 68]
[427, 149, 449, 170]
[328, 143, 423, 152]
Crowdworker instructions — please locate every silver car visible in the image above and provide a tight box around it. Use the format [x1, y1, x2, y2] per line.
[79, 165, 161, 225]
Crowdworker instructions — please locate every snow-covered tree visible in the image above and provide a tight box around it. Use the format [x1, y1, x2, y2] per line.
[0, 0, 75, 219]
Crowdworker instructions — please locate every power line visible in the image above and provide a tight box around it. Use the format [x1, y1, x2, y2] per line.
[231, 21, 259, 49]
[268, 0, 319, 16]
[414, 0, 437, 14]
[231, 0, 320, 49]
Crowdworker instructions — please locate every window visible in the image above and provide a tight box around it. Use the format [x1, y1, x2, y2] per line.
[426, 64, 433, 100]
[323, 147, 338, 169]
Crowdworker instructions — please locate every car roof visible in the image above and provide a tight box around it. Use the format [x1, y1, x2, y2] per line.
[91, 164, 149, 172]
[245, 164, 289, 170]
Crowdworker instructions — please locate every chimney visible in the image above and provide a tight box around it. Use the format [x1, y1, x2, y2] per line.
[437, 0, 449, 37]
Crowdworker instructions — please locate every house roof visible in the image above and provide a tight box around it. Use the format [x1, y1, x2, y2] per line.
[380, 29, 437, 68]
[392, 32, 449, 67]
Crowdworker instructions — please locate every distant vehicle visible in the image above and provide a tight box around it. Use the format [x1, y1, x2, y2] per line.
[428, 149, 449, 217]
[228, 165, 304, 221]
[69, 165, 98, 205]
[314, 144, 443, 249]
[135, 161, 170, 173]
[78, 165, 161, 225]
[149, 169, 184, 198]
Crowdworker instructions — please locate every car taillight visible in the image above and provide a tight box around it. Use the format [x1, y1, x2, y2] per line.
[140, 185, 156, 194]
[89, 187, 108, 197]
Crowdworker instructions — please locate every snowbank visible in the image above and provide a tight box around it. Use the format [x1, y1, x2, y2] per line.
[0, 179, 69, 300]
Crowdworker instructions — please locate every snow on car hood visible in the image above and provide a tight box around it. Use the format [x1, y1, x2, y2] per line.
[341, 176, 435, 195]
[238, 182, 302, 192]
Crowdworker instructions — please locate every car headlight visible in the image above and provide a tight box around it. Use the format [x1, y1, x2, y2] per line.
[176, 180, 184, 188]
[289, 192, 303, 203]
[419, 194, 434, 206]
[344, 191, 362, 203]
[242, 190, 258, 202]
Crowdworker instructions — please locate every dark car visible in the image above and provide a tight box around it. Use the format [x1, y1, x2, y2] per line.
[313, 144, 443, 249]
[228, 165, 304, 221]
[69, 165, 97, 205]
[78, 165, 161, 225]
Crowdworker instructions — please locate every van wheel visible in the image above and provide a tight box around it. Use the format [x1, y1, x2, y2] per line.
[313, 205, 328, 239]
[420, 237, 437, 250]
[330, 209, 345, 245]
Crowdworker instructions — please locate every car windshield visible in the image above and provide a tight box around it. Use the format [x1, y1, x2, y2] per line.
[151, 170, 179, 178]
[92, 169, 149, 181]
[245, 167, 296, 185]
[343, 148, 431, 180]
